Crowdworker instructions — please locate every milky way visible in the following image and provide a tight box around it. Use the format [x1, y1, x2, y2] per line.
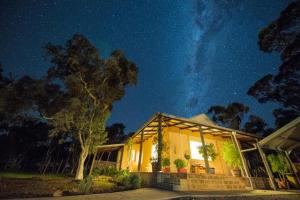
[0, 0, 293, 132]
[180, 0, 292, 124]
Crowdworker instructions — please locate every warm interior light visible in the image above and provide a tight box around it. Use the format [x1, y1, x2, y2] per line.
[131, 149, 136, 161]
[151, 144, 158, 159]
[189, 140, 204, 160]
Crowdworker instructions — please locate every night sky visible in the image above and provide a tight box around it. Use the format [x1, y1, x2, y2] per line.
[0, 0, 292, 133]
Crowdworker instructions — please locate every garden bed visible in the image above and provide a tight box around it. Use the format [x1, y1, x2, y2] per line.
[0, 172, 136, 199]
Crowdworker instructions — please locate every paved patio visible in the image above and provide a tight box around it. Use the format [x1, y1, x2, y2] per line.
[12, 188, 300, 200]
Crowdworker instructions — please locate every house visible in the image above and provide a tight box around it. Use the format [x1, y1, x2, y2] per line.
[118, 113, 258, 174]
[91, 113, 262, 190]
[91, 113, 300, 191]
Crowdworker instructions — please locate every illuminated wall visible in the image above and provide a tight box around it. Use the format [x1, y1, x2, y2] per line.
[121, 126, 232, 175]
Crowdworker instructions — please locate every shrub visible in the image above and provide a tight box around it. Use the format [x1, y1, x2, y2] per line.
[162, 158, 170, 167]
[92, 167, 102, 176]
[92, 166, 118, 177]
[222, 141, 242, 169]
[105, 166, 119, 176]
[92, 178, 116, 191]
[174, 159, 187, 169]
[115, 170, 131, 187]
[129, 174, 141, 189]
[93, 167, 141, 189]
[78, 176, 93, 194]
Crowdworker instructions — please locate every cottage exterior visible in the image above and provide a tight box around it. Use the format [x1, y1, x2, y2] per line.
[91, 113, 300, 191]
[118, 113, 258, 175]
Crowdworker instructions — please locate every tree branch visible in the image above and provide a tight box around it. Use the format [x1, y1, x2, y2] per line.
[79, 73, 98, 106]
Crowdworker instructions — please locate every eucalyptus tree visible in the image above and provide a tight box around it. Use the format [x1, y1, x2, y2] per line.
[207, 102, 249, 130]
[42, 34, 138, 179]
[247, 1, 300, 128]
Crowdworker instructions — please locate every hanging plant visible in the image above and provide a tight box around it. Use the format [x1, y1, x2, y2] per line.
[184, 152, 191, 160]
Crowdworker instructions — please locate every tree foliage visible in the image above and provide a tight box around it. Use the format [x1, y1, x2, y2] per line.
[0, 34, 138, 178]
[207, 102, 249, 130]
[248, 1, 300, 128]
[105, 123, 128, 144]
[243, 115, 273, 136]
[42, 34, 138, 179]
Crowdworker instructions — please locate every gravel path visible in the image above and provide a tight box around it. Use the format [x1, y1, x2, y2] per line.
[10, 188, 300, 200]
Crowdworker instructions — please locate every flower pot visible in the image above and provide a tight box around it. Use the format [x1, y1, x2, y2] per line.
[231, 169, 241, 177]
[151, 162, 159, 172]
[276, 178, 289, 189]
[177, 168, 187, 173]
[162, 166, 170, 173]
[209, 168, 215, 174]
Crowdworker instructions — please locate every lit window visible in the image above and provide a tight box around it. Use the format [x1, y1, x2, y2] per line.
[131, 150, 136, 161]
[151, 144, 158, 159]
[135, 152, 139, 162]
[190, 140, 204, 160]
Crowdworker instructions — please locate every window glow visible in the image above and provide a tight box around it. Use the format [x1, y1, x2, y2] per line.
[151, 144, 158, 159]
[190, 140, 204, 160]
[131, 149, 136, 161]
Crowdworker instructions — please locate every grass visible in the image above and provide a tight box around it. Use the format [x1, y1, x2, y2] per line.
[0, 172, 70, 180]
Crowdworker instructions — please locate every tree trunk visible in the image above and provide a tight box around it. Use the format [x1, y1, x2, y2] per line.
[75, 148, 88, 180]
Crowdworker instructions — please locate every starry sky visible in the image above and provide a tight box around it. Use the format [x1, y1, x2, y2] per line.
[0, 0, 293, 133]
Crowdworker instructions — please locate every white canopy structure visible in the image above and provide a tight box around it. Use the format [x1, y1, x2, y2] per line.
[256, 117, 300, 190]
[258, 117, 300, 152]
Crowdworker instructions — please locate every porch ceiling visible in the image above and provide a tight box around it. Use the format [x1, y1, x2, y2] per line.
[131, 113, 260, 143]
[258, 117, 300, 151]
[95, 144, 124, 152]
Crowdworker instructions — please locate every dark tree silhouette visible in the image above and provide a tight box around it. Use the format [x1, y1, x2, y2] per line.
[243, 115, 273, 137]
[106, 123, 128, 144]
[0, 67, 52, 172]
[0, 117, 50, 171]
[207, 102, 249, 130]
[248, 1, 300, 128]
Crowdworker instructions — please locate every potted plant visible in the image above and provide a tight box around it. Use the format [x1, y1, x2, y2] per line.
[174, 158, 187, 173]
[162, 158, 170, 173]
[222, 141, 242, 176]
[267, 153, 290, 189]
[198, 143, 217, 174]
[150, 157, 159, 172]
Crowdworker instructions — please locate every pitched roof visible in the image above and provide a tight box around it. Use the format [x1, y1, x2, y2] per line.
[189, 114, 217, 126]
[129, 112, 260, 143]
